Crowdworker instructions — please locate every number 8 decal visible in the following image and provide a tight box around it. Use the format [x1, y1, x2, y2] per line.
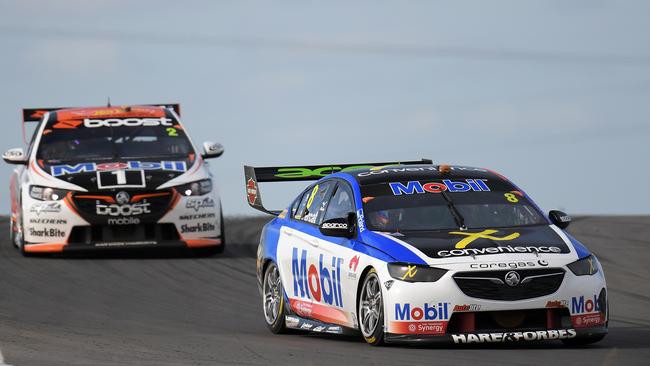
[504, 193, 519, 203]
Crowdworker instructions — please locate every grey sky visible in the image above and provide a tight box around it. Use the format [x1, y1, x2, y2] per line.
[1, 0, 648, 215]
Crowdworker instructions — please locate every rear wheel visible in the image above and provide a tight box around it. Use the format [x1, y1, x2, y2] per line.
[359, 268, 384, 346]
[263, 262, 286, 334]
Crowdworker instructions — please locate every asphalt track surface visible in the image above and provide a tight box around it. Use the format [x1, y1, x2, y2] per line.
[0, 215, 649, 366]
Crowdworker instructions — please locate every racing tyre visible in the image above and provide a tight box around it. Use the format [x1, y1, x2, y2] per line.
[561, 334, 606, 346]
[359, 268, 384, 346]
[214, 208, 226, 254]
[263, 262, 286, 334]
[9, 217, 18, 248]
[15, 219, 32, 257]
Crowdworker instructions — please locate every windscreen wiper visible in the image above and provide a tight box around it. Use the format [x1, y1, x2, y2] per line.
[440, 190, 467, 231]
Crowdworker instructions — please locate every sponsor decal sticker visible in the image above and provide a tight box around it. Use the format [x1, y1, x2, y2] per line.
[449, 229, 520, 249]
[356, 209, 366, 232]
[357, 166, 487, 177]
[545, 300, 568, 308]
[96, 202, 151, 217]
[179, 213, 216, 221]
[28, 227, 65, 238]
[95, 241, 157, 247]
[29, 218, 67, 225]
[349, 255, 360, 273]
[51, 161, 187, 177]
[391, 302, 450, 335]
[186, 197, 215, 212]
[321, 222, 347, 230]
[30, 202, 62, 215]
[275, 165, 377, 179]
[291, 247, 344, 307]
[452, 329, 577, 344]
[389, 179, 490, 195]
[453, 304, 481, 312]
[438, 245, 563, 258]
[246, 178, 258, 205]
[180, 222, 216, 233]
[83, 117, 173, 128]
[571, 294, 606, 328]
[470, 261, 538, 270]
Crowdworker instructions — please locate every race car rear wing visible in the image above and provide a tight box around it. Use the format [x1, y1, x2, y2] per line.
[22, 103, 181, 123]
[21, 104, 181, 143]
[244, 159, 432, 216]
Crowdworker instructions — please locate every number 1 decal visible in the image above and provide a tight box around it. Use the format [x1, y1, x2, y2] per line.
[111, 170, 127, 185]
[97, 170, 146, 189]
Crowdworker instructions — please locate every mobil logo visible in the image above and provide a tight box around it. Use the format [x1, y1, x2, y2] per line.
[571, 294, 601, 314]
[395, 302, 450, 321]
[50, 160, 187, 176]
[389, 179, 490, 195]
[291, 248, 344, 307]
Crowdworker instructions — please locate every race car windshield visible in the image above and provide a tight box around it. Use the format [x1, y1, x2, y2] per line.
[361, 180, 547, 232]
[36, 115, 194, 162]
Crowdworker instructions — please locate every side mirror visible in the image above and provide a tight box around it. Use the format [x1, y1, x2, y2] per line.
[2, 148, 27, 165]
[202, 141, 224, 159]
[549, 210, 571, 229]
[319, 212, 356, 238]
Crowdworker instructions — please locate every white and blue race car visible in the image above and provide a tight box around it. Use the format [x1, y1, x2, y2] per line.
[245, 161, 607, 345]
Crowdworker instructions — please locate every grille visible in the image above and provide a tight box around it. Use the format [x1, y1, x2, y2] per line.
[446, 308, 571, 333]
[71, 190, 174, 224]
[68, 223, 179, 244]
[453, 268, 565, 301]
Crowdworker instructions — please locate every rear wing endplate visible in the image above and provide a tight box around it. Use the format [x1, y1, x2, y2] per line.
[244, 159, 432, 216]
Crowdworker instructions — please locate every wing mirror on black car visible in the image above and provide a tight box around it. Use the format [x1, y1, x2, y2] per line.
[549, 210, 572, 229]
[2, 148, 27, 165]
[202, 141, 224, 159]
[319, 212, 357, 238]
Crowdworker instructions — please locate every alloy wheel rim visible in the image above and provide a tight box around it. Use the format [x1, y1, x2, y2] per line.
[360, 274, 382, 337]
[263, 265, 282, 325]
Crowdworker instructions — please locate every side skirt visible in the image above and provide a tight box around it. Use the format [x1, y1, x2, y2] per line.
[285, 314, 356, 336]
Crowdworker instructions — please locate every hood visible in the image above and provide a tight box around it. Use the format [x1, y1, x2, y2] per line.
[41, 158, 191, 192]
[380, 225, 572, 260]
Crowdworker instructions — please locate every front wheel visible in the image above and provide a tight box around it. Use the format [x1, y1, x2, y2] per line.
[214, 208, 226, 254]
[13, 217, 31, 257]
[263, 262, 286, 333]
[359, 268, 385, 346]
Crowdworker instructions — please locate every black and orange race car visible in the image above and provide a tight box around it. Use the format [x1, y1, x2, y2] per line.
[3, 104, 225, 255]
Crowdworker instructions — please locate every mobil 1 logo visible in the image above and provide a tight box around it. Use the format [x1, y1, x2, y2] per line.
[97, 169, 146, 189]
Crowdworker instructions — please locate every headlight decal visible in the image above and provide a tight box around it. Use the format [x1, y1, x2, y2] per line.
[387, 263, 447, 282]
[567, 254, 599, 276]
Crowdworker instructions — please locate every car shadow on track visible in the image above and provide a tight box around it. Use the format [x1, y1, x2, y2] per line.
[286, 326, 650, 350]
[23, 243, 257, 260]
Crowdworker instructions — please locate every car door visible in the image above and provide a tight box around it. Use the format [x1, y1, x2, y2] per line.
[314, 181, 359, 327]
[276, 180, 337, 323]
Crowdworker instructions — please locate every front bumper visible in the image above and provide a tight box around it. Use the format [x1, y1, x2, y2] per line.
[21, 191, 222, 253]
[23, 238, 222, 253]
[385, 326, 607, 344]
[378, 262, 608, 342]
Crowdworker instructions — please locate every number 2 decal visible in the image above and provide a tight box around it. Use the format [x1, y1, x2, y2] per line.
[166, 128, 178, 137]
